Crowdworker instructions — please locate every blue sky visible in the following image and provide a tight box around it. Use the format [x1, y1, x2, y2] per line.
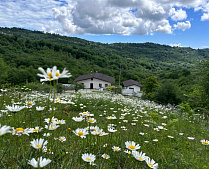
[0, 0, 209, 49]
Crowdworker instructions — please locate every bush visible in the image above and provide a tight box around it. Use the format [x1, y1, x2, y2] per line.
[154, 81, 182, 105]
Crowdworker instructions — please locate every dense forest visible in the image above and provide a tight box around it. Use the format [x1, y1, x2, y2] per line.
[1, 27, 209, 113]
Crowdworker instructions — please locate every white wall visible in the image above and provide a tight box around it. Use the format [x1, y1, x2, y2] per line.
[125, 85, 141, 92]
[122, 87, 142, 97]
[77, 78, 111, 89]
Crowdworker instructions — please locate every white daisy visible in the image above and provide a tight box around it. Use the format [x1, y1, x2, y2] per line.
[200, 139, 209, 145]
[73, 128, 89, 138]
[59, 136, 66, 142]
[132, 151, 148, 161]
[88, 118, 96, 123]
[30, 138, 48, 149]
[82, 153, 96, 165]
[72, 116, 84, 122]
[0, 125, 11, 136]
[36, 106, 45, 111]
[124, 150, 132, 154]
[125, 141, 141, 151]
[5, 105, 25, 113]
[146, 157, 158, 169]
[101, 154, 110, 159]
[56, 119, 66, 124]
[112, 146, 121, 152]
[28, 157, 51, 168]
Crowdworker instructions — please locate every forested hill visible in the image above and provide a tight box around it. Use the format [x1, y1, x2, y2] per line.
[0, 27, 209, 86]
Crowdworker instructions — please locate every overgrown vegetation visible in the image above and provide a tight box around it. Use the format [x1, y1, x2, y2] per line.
[0, 87, 209, 168]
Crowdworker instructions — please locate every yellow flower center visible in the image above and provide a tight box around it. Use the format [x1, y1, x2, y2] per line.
[27, 102, 32, 106]
[48, 149, 51, 152]
[104, 156, 108, 159]
[0, 133, 2, 136]
[149, 163, 153, 167]
[86, 158, 91, 161]
[128, 145, 135, 150]
[50, 127, 53, 129]
[203, 141, 208, 145]
[33, 129, 39, 132]
[15, 128, 24, 133]
[89, 119, 93, 123]
[114, 148, 119, 151]
[138, 157, 143, 161]
[60, 138, 64, 141]
[55, 99, 60, 102]
[56, 72, 60, 77]
[78, 132, 84, 136]
[57, 121, 61, 124]
[68, 128, 71, 130]
[47, 72, 52, 78]
[36, 145, 41, 148]
[109, 117, 113, 119]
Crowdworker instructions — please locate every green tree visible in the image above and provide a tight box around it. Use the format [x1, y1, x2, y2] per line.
[0, 57, 8, 85]
[154, 81, 182, 105]
[198, 59, 209, 108]
[142, 76, 160, 99]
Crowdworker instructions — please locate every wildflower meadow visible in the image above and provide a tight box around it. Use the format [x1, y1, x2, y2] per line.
[0, 66, 209, 168]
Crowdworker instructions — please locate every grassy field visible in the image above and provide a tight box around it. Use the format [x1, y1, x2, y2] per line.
[0, 87, 209, 169]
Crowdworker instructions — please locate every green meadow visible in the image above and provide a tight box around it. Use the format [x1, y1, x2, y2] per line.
[0, 83, 209, 168]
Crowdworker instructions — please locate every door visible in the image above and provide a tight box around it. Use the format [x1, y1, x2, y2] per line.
[90, 83, 93, 89]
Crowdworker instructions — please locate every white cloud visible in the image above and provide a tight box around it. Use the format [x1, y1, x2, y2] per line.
[156, 20, 172, 34]
[170, 43, 182, 47]
[173, 21, 191, 31]
[201, 13, 209, 20]
[1, 0, 208, 36]
[169, 8, 187, 21]
[0, 0, 63, 30]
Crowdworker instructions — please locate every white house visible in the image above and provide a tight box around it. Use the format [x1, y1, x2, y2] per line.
[74, 73, 115, 89]
[122, 79, 142, 97]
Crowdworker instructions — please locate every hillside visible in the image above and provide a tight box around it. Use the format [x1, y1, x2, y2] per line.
[0, 27, 208, 86]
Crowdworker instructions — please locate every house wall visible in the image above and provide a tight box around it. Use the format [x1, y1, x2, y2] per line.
[77, 78, 111, 89]
[125, 85, 141, 92]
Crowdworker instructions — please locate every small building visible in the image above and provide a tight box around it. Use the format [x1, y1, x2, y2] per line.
[74, 73, 115, 89]
[122, 79, 142, 97]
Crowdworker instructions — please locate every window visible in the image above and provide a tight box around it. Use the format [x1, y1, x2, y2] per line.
[91, 78, 93, 81]
[99, 84, 102, 88]
[105, 84, 108, 87]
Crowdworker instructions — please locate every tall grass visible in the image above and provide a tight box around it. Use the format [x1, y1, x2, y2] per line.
[0, 88, 208, 168]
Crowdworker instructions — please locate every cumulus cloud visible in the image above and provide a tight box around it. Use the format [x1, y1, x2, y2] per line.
[174, 21, 191, 31]
[0, 0, 208, 36]
[201, 13, 209, 20]
[49, 0, 173, 35]
[169, 8, 187, 21]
